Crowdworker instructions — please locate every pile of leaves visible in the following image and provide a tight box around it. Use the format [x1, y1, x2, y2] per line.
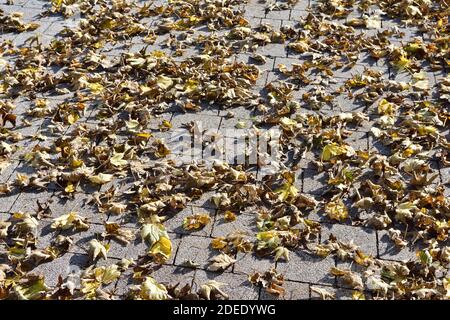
[0, 0, 449, 299]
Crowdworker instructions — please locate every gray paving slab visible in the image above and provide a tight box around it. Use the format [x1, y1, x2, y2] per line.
[321, 223, 378, 257]
[260, 280, 309, 300]
[276, 250, 336, 285]
[193, 270, 260, 300]
[174, 234, 220, 270]
[234, 252, 276, 275]
[377, 230, 425, 262]
[310, 284, 356, 300]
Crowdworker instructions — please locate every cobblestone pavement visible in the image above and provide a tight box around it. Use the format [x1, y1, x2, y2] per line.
[0, 0, 448, 300]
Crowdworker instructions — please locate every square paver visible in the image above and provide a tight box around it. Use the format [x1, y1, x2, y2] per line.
[193, 270, 259, 300]
[276, 250, 336, 285]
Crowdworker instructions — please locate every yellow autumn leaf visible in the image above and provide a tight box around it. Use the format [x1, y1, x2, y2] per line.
[67, 112, 79, 124]
[141, 223, 172, 263]
[139, 276, 169, 300]
[279, 117, 298, 130]
[14, 277, 49, 300]
[275, 182, 299, 202]
[274, 246, 290, 261]
[159, 120, 172, 129]
[208, 253, 236, 271]
[211, 237, 227, 250]
[325, 199, 348, 221]
[94, 265, 121, 285]
[149, 236, 172, 262]
[394, 54, 411, 70]
[89, 173, 113, 184]
[65, 183, 75, 193]
[110, 153, 128, 167]
[88, 82, 104, 94]
[51, 212, 89, 231]
[184, 79, 198, 93]
[88, 239, 108, 260]
[183, 214, 211, 230]
[51, 0, 63, 8]
[352, 291, 366, 300]
[135, 132, 152, 139]
[321, 143, 354, 161]
[126, 119, 141, 130]
[156, 75, 173, 90]
[378, 99, 397, 115]
[224, 210, 236, 222]
[100, 19, 117, 30]
[70, 158, 84, 168]
[417, 125, 437, 136]
[256, 231, 281, 250]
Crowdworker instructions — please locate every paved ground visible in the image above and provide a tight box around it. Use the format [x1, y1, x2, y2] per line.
[0, 0, 449, 300]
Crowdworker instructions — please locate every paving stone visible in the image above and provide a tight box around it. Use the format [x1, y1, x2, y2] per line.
[333, 93, 368, 113]
[8, 125, 46, 160]
[302, 168, 328, 196]
[57, 193, 108, 224]
[261, 16, 284, 27]
[219, 116, 257, 132]
[333, 63, 369, 81]
[151, 264, 196, 288]
[10, 32, 54, 48]
[344, 131, 369, 151]
[276, 250, 335, 285]
[170, 112, 222, 131]
[234, 252, 275, 275]
[274, 56, 307, 70]
[260, 280, 309, 300]
[43, 20, 78, 36]
[289, 9, 309, 21]
[321, 223, 378, 257]
[6, 0, 29, 5]
[441, 166, 450, 197]
[212, 212, 257, 238]
[236, 52, 275, 73]
[30, 252, 91, 288]
[0, 3, 42, 20]
[243, 5, 266, 19]
[368, 134, 392, 156]
[225, 138, 255, 166]
[0, 160, 19, 183]
[19, 0, 49, 9]
[253, 69, 270, 88]
[174, 234, 218, 270]
[242, 16, 262, 29]
[67, 222, 107, 255]
[34, 219, 58, 250]
[293, 0, 311, 10]
[9, 189, 53, 213]
[377, 230, 423, 262]
[0, 190, 20, 212]
[218, 105, 255, 121]
[310, 284, 355, 300]
[0, 212, 8, 221]
[184, 191, 216, 211]
[256, 43, 287, 58]
[380, 19, 423, 43]
[193, 270, 260, 300]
